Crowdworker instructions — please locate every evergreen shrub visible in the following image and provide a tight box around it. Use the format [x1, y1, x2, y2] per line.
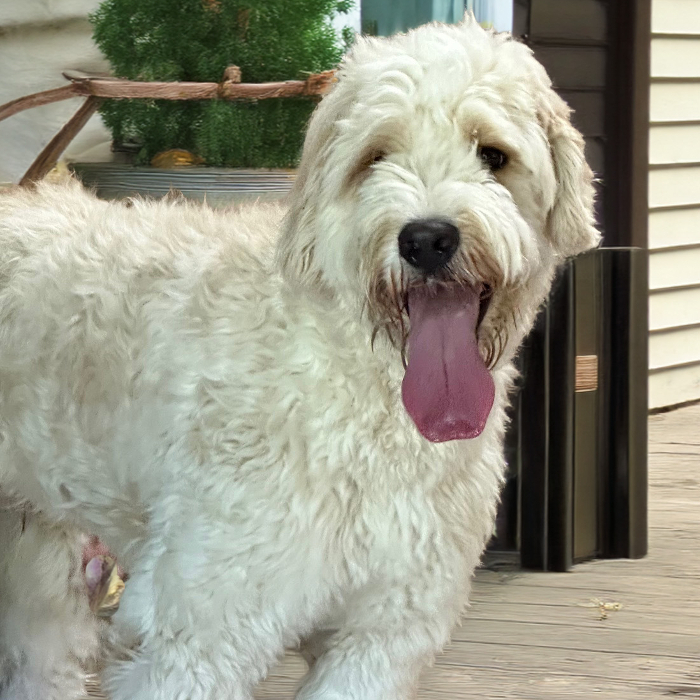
[90, 0, 352, 167]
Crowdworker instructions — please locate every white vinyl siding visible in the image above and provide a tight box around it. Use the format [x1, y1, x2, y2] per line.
[650, 325, 700, 369]
[652, 0, 700, 34]
[649, 0, 700, 408]
[650, 287, 700, 330]
[650, 124, 700, 164]
[650, 83, 700, 122]
[652, 38, 700, 78]
[649, 167, 700, 209]
[649, 363, 700, 408]
[650, 207, 700, 249]
[650, 246, 700, 290]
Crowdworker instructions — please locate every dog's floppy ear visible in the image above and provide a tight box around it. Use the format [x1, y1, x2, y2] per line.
[541, 90, 601, 258]
[278, 68, 353, 288]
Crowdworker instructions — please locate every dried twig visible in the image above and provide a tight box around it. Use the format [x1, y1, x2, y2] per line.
[20, 97, 101, 187]
[0, 85, 81, 124]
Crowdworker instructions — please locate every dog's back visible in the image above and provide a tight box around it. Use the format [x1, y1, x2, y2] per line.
[0, 180, 285, 536]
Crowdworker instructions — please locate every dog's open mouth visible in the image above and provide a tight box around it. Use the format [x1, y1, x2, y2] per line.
[401, 284, 495, 443]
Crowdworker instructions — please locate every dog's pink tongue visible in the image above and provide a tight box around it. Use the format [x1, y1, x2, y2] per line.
[402, 286, 495, 442]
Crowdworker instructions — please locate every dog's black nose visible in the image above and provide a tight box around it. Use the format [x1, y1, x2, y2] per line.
[398, 219, 460, 275]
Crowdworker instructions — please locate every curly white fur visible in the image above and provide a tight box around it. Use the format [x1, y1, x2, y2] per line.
[0, 16, 599, 700]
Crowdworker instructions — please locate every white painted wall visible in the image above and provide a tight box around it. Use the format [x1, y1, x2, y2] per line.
[0, 0, 112, 185]
[649, 0, 700, 408]
[0, 0, 100, 27]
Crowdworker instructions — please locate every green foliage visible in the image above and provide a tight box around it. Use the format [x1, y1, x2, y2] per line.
[91, 0, 351, 167]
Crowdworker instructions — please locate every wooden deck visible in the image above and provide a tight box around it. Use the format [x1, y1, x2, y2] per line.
[254, 404, 700, 699]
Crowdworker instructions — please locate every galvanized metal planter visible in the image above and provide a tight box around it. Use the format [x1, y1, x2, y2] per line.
[70, 163, 295, 207]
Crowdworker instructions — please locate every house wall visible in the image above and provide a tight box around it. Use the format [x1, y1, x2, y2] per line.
[0, 0, 112, 185]
[649, 0, 700, 408]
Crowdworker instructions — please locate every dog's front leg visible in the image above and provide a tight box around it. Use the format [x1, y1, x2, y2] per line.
[295, 576, 466, 700]
[102, 533, 293, 700]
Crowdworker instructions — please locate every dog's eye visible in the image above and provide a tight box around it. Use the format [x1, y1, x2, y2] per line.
[479, 146, 508, 172]
[371, 151, 386, 165]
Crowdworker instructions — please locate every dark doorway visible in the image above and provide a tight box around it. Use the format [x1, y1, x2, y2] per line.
[488, 0, 650, 570]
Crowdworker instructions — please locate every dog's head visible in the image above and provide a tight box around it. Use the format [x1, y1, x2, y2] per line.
[278, 15, 600, 443]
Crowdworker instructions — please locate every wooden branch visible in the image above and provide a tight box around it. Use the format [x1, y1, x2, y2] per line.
[222, 65, 242, 83]
[302, 71, 337, 96]
[0, 84, 82, 124]
[20, 97, 101, 187]
[2, 67, 337, 188]
[67, 70, 337, 101]
[0, 69, 337, 126]
[71, 76, 221, 101]
[218, 71, 336, 99]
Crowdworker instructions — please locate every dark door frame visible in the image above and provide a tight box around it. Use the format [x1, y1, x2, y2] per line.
[507, 0, 651, 571]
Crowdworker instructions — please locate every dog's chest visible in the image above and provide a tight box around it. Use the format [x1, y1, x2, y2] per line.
[298, 441, 491, 586]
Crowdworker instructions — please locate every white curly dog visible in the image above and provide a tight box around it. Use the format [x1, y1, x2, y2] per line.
[0, 15, 599, 700]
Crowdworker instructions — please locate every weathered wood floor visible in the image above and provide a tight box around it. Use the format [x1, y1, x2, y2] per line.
[254, 404, 700, 699]
[87, 404, 700, 698]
